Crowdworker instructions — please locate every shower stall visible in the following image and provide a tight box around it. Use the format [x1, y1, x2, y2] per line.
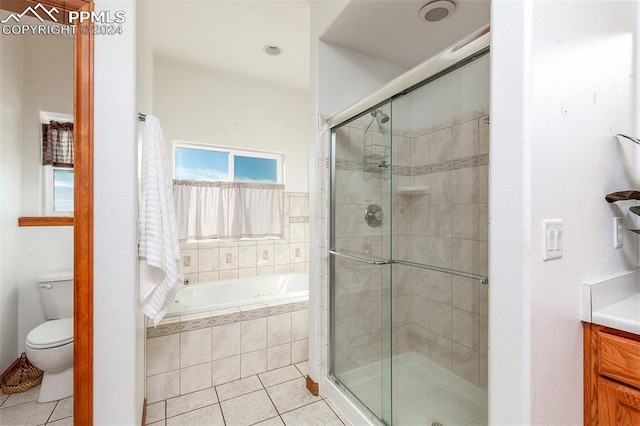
[326, 33, 490, 425]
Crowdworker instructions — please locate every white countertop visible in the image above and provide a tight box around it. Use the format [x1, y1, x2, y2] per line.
[582, 270, 640, 335]
[592, 293, 640, 335]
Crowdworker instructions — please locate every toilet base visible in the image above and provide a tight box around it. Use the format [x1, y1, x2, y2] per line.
[37, 366, 73, 403]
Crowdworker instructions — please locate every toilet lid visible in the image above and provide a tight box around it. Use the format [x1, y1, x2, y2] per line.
[26, 318, 73, 349]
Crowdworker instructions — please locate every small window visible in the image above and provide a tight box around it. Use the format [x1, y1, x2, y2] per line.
[53, 169, 74, 212]
[40, 111, 73, 216]
[173, 142, 283, 184]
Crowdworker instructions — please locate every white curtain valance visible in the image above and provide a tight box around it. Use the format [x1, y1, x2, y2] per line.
[173, 180, 284, 240]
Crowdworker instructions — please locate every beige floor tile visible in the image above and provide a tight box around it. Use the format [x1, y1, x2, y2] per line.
[166, 403, 224, 426]
[0, 393, 8, 407]
[254, 416, 285, 425]
[50, 396, 73, 422]
[295, 361, 309, 376]
[215, 375, 262, 402]
[220, 390, 277, 426]
[281, 401, 343, 425]
[166, 387, 217, 418]
[0, 400, 56, 426]
[2, 385, 40, 408]
[258, 366, 302, 388]
[46, 416, 73, 426]
[266, 377, 321, 414]
[146, 421, 165, 426]
[146, 401, 165, 424]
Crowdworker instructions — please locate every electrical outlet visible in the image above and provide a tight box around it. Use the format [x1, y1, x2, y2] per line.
[614, 217, 624, 248]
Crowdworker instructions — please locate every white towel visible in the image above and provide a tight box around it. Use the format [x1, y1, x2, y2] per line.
[138, 115, 183, 325]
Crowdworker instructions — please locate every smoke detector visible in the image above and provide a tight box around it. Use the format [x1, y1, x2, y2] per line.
[419, 0, 456, 23]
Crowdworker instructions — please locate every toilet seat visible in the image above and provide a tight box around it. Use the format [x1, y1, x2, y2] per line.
[26, 318, 73, 349]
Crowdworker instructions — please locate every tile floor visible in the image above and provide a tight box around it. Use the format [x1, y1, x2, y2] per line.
[0, 385, 72, 426]
[147, 361, 351, 426]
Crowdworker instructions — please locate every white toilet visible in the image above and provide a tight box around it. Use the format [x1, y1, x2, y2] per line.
[25, 269, 74, 403]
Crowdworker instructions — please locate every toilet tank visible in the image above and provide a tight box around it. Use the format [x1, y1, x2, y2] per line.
[37, 269, 74, 320]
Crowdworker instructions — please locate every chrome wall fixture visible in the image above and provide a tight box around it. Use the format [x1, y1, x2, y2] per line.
[364, 204, 383, 228]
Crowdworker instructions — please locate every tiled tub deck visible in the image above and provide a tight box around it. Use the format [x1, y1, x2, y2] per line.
[146, 298, 309, 404]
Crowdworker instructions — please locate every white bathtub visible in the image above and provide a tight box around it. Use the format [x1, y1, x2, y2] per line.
[167, 273, 309, 316]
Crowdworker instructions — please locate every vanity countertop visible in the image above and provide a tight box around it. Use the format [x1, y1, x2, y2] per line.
[581, 269, 640, 335]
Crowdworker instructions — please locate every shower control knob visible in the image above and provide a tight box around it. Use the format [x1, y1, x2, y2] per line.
[364, 204, 383, 228]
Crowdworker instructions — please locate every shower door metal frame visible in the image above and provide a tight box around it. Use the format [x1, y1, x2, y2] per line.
[324, 23, 491, 426]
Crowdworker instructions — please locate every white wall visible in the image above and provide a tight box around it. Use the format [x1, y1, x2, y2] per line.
[153, 58, 310, 192]
[0, 13, 23, 370]
[491, 1, 638, 424]
[17, 30, 74, 353]
[94, 0, 144, 423]
[317, 41, 406, 116]
[20, 31, 73, 215]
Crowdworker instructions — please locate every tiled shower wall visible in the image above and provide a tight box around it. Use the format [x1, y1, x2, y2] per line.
[322, 108, 489, 390]
[402, 110, 489, 389]
[178, 192, 309, 283]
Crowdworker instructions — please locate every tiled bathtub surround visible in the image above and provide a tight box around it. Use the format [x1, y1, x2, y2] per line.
[146, 300, 310, 404]
[323, 108, 489, 396]
[179, 192, 309, 283]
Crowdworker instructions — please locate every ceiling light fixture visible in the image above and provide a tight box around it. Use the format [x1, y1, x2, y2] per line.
[263, 45, 281, 56]
[418, 0, 456, 23]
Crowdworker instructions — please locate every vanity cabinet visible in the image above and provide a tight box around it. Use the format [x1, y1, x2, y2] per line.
[584, 323, 640, 425]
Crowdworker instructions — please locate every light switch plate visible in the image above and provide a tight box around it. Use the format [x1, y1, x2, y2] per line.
[614, 217, 623, 248]
[543, 219, 563, 261]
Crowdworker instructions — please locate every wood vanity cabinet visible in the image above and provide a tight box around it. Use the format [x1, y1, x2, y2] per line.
[584, 323, 640, 425]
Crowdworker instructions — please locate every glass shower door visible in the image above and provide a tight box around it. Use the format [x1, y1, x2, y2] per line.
[388, 54, 490, 425]
[329, 51, 489, 426]
[329, 103, 393, 424]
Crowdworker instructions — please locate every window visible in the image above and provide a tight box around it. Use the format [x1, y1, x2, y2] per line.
[42, 166, 74, 215]
[174, 142, 283, 184]
[41, 112, 74, 215]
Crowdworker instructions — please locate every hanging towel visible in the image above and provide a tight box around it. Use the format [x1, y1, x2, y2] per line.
[138, 115, 183, 325]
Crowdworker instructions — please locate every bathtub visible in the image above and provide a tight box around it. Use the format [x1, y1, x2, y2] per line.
[167, 273, 309, 317]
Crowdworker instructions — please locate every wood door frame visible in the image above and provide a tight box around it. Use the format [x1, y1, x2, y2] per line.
[73, 2, 94, 424]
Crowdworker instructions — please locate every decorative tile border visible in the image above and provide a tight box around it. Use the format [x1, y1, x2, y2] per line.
[335, 154, 488, 176]
[413, 154, 489, 176]
[147, 300, 309, 338]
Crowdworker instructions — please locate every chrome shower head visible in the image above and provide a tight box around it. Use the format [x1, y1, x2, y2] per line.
[372, 109, 389, 124]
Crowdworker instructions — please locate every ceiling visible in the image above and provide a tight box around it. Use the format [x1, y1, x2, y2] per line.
[320, 0, 490, 69]
[150, 0, 311, 91]
[150, 0, 490, 92]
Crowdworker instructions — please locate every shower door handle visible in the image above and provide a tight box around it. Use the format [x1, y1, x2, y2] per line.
[327, 249, 393, 265]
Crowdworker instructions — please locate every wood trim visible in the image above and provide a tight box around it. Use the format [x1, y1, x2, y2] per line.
[74, 2, 93, 424]
[584, 322, 599, 425]
[18, 217, 74, 227]
[141, 398, 147, 426]
[306, 375, 319, 396]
